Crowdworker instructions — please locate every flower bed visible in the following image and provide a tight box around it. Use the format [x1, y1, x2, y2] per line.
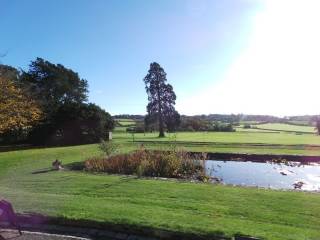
[85, 147, 208, 180]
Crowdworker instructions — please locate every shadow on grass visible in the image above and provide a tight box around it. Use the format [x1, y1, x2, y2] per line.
[0, 143, 96, 153]
[13, 213, 237, 240]
[32, 161, 85, 175]
[64, 161, 86, 171]
[32, 169, 55, 174]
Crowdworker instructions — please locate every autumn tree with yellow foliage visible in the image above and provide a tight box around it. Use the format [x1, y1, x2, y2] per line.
[0, 75, 42, 133]
[0, 60, 114, 145]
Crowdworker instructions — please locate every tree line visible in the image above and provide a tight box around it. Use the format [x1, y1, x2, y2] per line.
[0, 58, 114, 146]
[115, 113, 320, 126]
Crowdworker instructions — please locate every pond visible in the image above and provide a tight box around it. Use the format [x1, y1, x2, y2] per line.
[205, 160, 320, 191]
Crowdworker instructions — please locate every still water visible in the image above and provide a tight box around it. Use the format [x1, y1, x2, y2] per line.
[205, 160, 320, 191]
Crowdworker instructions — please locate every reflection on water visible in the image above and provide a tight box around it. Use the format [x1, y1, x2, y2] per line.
[205, 160, 320, 191]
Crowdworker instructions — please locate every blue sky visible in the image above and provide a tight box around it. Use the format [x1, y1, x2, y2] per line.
[2, 0, 319, 116]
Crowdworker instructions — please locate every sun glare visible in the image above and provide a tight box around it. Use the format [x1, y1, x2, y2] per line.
[178, 0, 320, 116]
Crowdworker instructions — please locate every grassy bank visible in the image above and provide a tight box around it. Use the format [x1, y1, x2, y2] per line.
[0, 144, 319, 240]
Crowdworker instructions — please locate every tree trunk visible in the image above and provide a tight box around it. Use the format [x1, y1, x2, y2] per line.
[157, 77, 165, 138]
[159, 114, 165, 137]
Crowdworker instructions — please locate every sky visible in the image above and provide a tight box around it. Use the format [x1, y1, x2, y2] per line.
[1, 0, 320, 116]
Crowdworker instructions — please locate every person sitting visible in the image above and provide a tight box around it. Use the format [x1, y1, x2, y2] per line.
[52, 159, 63, 170]
[0, 200, 22, 235]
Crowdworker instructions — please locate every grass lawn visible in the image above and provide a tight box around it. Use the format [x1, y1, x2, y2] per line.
[112, 129, 320, 155]
[0, 144, 319, 240]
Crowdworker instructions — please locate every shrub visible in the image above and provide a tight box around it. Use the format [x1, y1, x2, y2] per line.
[126, 123, 145, 133]
[99, 140, 119, 157]
[208, 122, 235, 132]
[28, 103, 115, 146]
[85, 147, 208, 180]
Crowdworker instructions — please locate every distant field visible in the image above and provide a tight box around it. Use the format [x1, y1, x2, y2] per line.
[112, 129, 320, 155]
[115, 118, 136, 126]
[287, 120, 311, 126]
[239, 121, 261, 125]
[111, 119, 320, 155]
[255, 123, 315, 133]
[114, 131, 320, 145]
[235, 127, 279, 133]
